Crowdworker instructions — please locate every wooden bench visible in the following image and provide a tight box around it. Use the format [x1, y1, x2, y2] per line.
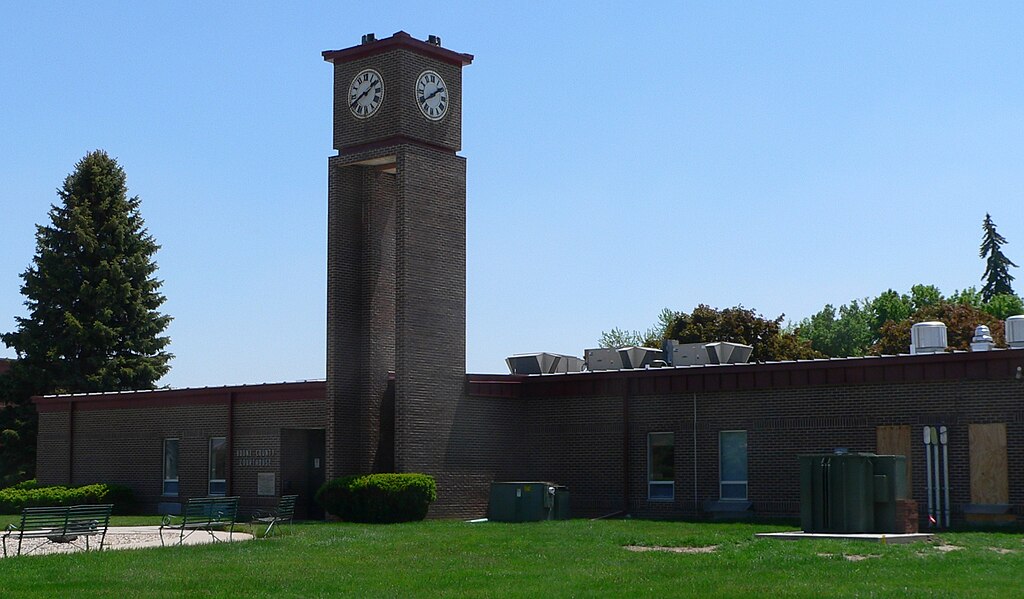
[159, 496, 239, 546]
[251, 494, 297, 538]
[2, 504, 113, 558]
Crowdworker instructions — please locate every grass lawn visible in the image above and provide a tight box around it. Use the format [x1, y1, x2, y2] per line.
[0, 518, 1022, 597]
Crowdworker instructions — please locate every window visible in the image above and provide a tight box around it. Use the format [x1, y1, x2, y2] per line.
[648, 432, 674, 501]
[209, 437, 227, 496]
[719, 431, 747, 500]
[163, 438, 179, 496]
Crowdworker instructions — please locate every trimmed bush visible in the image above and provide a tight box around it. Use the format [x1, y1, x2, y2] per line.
[315, 473, 436, 523]
[0, 482, 134, 514]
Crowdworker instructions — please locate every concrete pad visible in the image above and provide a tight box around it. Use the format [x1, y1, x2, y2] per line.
[755, 531, 933, 544]
[1, 525, 253, 558]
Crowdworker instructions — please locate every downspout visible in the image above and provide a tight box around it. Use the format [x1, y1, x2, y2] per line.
[68, 399, 75, 485]
[622, 378, 631, 516]
[693, 393, 698, 515]
[226, 391, 235, 496]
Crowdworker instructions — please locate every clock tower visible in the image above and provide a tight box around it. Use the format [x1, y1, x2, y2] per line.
[322, 32, 473, 504]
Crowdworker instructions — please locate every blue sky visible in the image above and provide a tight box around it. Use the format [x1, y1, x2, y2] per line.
[2, 2, 1022, 387]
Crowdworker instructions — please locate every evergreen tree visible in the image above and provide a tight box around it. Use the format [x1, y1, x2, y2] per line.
[980, 213, 1017, 302]
[0, 150, 172, 481]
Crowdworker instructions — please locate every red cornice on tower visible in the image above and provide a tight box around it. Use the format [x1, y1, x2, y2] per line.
[323, 31, 474, 67]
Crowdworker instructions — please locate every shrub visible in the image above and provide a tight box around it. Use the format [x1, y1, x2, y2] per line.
[0, 482, 134, 514]
[315, 473, 436, 523]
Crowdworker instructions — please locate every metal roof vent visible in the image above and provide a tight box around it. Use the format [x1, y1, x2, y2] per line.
[910, 321, 947, 355]
[1006, 315, 1024, 349]
[506, 353, 584, 375]
[970, 325, 996, 352]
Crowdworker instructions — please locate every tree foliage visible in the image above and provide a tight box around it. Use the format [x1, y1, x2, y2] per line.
[795, 300, 874, 358]
[0, 150, 172, 482]
[664, 304, 821, 362]
[598, 308, 679, 348]
[980, 213, 1017, 302]
[874, 301, 1005, 355]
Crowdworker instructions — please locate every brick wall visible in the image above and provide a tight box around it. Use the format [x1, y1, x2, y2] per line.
[35, 383, 326, 515]
[472, 358, 1024, 524]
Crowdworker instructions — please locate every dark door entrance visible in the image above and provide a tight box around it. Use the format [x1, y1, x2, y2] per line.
[281, 429, 326, 519]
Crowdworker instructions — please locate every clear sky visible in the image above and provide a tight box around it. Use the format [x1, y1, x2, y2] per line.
[2, 2, 1022, 388]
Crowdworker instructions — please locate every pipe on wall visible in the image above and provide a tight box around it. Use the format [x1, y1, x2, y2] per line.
[622, 378, 631, 516]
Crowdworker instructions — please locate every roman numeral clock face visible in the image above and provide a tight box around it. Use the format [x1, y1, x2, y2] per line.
[416, 70, 448, 120]
[349, 69, 383, 118]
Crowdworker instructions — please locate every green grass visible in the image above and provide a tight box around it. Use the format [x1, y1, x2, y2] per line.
[0, 519, 1022, 597]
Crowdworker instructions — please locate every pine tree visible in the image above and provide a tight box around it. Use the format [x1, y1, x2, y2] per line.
[0, 150, 172, 481]
[979, 213, 1018, 302]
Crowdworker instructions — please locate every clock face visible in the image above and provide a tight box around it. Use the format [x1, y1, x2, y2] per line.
[416, 70, 448, 121]
[349, 69, 384, 119]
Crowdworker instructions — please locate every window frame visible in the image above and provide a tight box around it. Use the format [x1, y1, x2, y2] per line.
[162, 438, 179, 496]
[208, 436, 227, 496]
[719, 430, 748, 501]
[647, 431, 675, 501]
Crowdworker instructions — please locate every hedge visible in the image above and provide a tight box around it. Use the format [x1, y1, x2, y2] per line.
[0, 480, 134, 514]
[315, 473, 436, 523]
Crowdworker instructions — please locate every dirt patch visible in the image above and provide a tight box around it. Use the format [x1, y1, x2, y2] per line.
[934, 544, 964, 552]
[989, 547, 1017, 555]
[817, 553, 881, 562]
[625, 544, 718, 554]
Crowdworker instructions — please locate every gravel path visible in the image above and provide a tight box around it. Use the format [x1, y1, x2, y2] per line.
[2, 526, 254, 558]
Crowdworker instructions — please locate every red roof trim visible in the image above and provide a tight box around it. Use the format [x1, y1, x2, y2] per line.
[33, 381, 326, 412]
[466, 350, 1024, 399]
[323, 31, 473, 67]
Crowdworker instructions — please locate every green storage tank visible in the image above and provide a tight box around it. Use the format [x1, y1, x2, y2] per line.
[489, 482, 570, 522]
[799, 453, 907, 534]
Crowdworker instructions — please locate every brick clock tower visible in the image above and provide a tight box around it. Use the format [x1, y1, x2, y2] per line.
[322, 32, 473, 508]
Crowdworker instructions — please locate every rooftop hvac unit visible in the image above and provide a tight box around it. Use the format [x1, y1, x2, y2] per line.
[663, 340, 753, 366]
[1006, 315, 1024, 349]
[583, 348, 623, 371]
[663, 341, 713, 366]
[505, 353, 584, 375]
[618, 346, 663, 369]
[910, 321, 947, 355]
[705, 342, 753, 364]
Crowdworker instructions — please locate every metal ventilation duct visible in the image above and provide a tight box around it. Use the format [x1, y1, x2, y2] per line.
[505, 353, 585, 375]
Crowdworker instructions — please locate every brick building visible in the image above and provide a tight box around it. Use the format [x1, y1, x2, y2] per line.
[31, 33, 1024, 526]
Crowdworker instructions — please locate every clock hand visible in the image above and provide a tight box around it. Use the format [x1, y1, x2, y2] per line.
[348, 79, 376, 107]
[420, 87, 446, 103]
[350, 86, 372, 108]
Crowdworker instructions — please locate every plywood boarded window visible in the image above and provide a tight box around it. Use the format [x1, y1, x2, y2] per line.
[876, 425, 912, 485]
[969, 423, 1008, 505]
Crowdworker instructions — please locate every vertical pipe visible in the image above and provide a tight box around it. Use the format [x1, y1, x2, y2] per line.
[622, 379, 630, 515]
[67, 400, 75, 485]
[940, 426, 950, 528]
[923, 426, 933, 526]
[931, 427, 941, 527]
[226, 391, 235, 497]
[693, 393, 698, 516]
